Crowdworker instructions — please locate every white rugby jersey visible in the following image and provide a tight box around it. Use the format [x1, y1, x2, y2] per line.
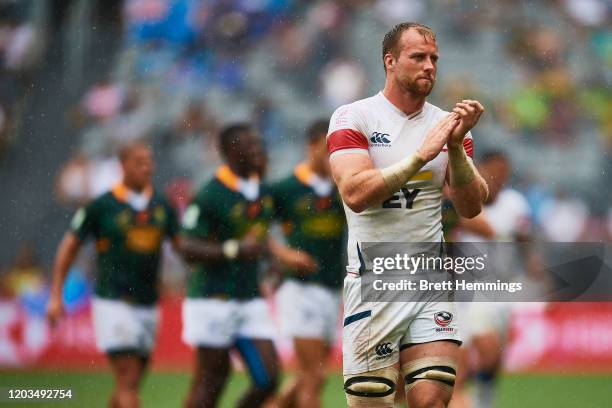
[327, 92, 474, 273]
[460, 188, 531, 242]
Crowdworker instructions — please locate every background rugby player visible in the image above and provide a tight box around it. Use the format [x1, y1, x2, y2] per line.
[180, 124, 279, 408]
[272, 119, 346, 408]
[450, 150, 532, 408]
[47, 141, 180, 408]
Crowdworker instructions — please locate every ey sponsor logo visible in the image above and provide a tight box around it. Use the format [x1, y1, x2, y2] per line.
[370, 132, 391, 146]
[434, 311, 454, 333]
[374, 342, 394, 360]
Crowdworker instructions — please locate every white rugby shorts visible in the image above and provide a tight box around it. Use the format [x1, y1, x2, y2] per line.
[276, 279, 341, 343]
[343, 274, 462, 375]
[91, 297, 159, 356]
[182, 297, 275, 347]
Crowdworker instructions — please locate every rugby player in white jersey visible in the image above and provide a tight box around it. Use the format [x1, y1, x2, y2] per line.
[327, 22, 488, 408]
[452, 151, 531, 408]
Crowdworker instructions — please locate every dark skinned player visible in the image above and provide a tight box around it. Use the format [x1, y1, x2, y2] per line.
[180, 124, 279, 408]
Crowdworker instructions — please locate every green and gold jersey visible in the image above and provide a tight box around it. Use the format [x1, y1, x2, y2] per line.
[182, 165, 275, 300]
[271, 163, 346, 289]
[71, 184, 179, 305]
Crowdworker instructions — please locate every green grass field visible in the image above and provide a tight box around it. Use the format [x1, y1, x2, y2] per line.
[1, 370, 611, 407]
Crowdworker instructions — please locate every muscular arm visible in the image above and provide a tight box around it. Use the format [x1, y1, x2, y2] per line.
[330, 153, 394, 213]
[446, 100, 488, 218]
[331, 113, 459, 213]
[446, 146, 488, 218]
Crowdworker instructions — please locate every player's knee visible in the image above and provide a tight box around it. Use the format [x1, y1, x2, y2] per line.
[344, 365, 398, 408]
[409, 391, 448, 408]
[402, 357, 457, 398]
[115, 388, 140, 408]
[308, 373, 327, 392]
[185, 381, 217, 408]
[478, 350, 503, 373]
[117, 372, 142, 391]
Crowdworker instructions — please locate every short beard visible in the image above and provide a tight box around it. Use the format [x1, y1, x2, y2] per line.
[400, 77, 434, 97]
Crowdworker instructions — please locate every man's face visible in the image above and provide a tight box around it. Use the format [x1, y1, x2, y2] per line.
[387, 29, 438, 97]
[122, 146, 153, 190]
[228, 130, 266, 176]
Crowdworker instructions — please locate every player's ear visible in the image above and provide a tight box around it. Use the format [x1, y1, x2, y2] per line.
[384, 53, 395, 72]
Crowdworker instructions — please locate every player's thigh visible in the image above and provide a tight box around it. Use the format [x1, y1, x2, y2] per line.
[107, 352, 148, 388]
[399, 300, 461, 406]
[400, 300, 461, 348]
[343, 277, 410, 407]
[192, 346, 231, 390]
[400, 341, 460, 369]
[471, 331, 504, 371]
[293, 337, 329, 374]
[182, 298, 239, 348]
[343, 275, 411, 373]
[92, 297, 157, 355]
[400, 340, 460, 407]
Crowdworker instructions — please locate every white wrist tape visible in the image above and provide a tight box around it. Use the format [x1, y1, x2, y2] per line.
[222, 239, 240, 260]
[448, 145, 476, 186]
[380, 154, 426, 193]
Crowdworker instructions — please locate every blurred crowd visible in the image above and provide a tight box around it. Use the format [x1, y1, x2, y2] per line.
[2, 0, 612, 297]
[0, 0, 44, 158]
[59, 0, 612, 227]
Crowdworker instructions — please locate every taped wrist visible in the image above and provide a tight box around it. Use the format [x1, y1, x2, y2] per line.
[380, 154, 426, 193]
[448, 145, 476, 186]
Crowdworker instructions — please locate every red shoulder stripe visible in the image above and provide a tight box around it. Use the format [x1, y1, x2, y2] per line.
[327, 129, 368, 155]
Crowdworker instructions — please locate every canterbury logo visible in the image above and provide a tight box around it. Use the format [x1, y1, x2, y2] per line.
[370, 132, 391, 144]
[375, 342, 393, 356]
